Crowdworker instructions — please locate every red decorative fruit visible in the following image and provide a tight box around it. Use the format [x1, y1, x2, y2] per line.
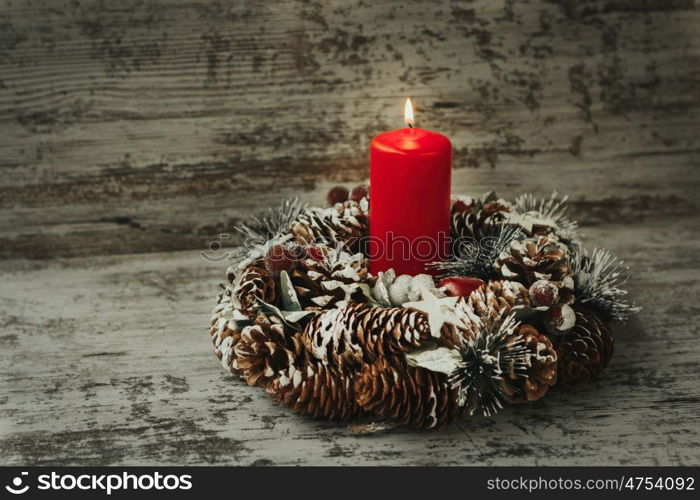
[265, 243, 299, 276]
[438, 276, 485, 298]
[529, 279, 559, 307]
[350, 184, 369, 202]
[327, 186, 349, 206]
[305, 245, 325, 262]
[452, 197, 474, 213]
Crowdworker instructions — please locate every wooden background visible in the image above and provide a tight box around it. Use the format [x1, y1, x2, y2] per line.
[1, 0, 699, 465]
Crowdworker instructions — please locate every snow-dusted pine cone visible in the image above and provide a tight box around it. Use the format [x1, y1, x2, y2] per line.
[496, 235, 573, 289]
[235, 319, 305, 388]
[289, 246, 370, 310]
[209, 291, 243, 375]
[301, 302, 433, 369]
[500, 324, 558, 403]
[354, 355, 462, 429]
[291, 200, 368, 253]
[268, 360, 362, 421]
[450, 199, 511, 241]
[557, 307, 614, 386]
[232, 261, 278, 315]
[453, 279, 532, 338]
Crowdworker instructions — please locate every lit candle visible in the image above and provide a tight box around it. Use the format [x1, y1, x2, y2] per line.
[369, 98, 452, 276]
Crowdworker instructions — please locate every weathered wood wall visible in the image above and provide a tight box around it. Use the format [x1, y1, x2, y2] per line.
[1, 0, 699, 466]
[1, 0, 699, 258]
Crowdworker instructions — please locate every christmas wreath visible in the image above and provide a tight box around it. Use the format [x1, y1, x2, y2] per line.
[208, 188, 638, 431]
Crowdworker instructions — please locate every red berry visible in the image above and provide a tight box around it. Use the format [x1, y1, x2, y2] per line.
[350, 184, 369, 202]
[438, 276, 485, 298]
[529, 279, 559, 307]
[327, 186, 349, 206]
[452, 198, 473, 213]
[265, 244, 299, 276]
[305, 245, 325, 262]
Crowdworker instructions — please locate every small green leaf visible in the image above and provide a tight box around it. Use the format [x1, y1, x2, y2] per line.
[284, 310, 315, 323]
[405, 343, 463, 376]
[221, 308, 254, 329]
[256, 298, 315, 331]
[279, 270, 302, 311]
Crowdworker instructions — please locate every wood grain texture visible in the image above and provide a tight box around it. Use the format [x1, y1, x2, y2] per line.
[1, 0, 700, 465]
[1, 0, 699, 257]
[1, 219, 699, 466]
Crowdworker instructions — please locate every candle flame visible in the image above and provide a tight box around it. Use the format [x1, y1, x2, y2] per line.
[404, 98, 414, 127]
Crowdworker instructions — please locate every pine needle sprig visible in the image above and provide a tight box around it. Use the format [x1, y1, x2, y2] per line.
[232, 198, 307, 266]
[514, 191, 579, 238]
[570, 247, 641, 322]
[448, 311, 529, 417]
[430, 225, 522, 280]
[236, 198, 307, 243]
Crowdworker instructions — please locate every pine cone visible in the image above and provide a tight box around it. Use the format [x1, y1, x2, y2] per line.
[500, 324, 558, 402]
[437, 281, 558, 415]
[235, 319, 304, 388]
[268, 360, 362, 420]
[495, 235, 573, 295]
[291, 200, 368, 253]
[232, 261, 278, 315]
[289, 248, 370, 310]
[302, 302, 432, 368]
[557, 307, 613, 386]
[354, 355, 462, 429]
[453, 280, 532, 340]
[451, 199, 511, 241]
[210, 289, 243, 375]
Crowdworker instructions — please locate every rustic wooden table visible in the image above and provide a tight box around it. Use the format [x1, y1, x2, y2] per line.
[1, 0, 699, 466]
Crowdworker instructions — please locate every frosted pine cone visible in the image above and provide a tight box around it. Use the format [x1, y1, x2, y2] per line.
[268, 360, 362, 421]
[302, 302, 432, 368]
[209, 292, 243, 375]
[452, 279, 531, 340]
[289, 245, 370, 310]
[291, 200, 368, 253]
[495, 235, 574, 304]
[500, 324, 558, 402]
[235, 319, 305, 388]
[232, 261, 278, 315]
[450, 199, 511, 241]
[496, 235, 572, 286]
[557, 307, 614, 386]
[354, 355, 462, 429]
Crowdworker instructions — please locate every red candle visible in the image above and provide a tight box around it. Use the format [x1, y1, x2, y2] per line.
[369, 99, 452, 276]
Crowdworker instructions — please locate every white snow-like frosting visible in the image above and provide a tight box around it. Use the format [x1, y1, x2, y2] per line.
[534, 341, 555, 363]
[220, 336, 234, 373]
[557, 304, 576, 331]
[426, 385, 437, 429]
[359, 197, 369, 212]
[307, 305, 362, 366]
[311, 295, 334, 307]
[332, 264, 361, 281]
[278, 372, 290, 387]
[504, 212, 557, 233]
